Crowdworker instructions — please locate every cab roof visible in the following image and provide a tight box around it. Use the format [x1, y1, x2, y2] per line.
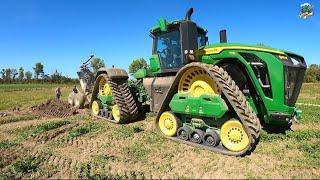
[150, 18, 207, 34]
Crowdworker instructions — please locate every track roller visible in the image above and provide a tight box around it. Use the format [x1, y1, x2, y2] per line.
[177, 125, 192, 141]
[203, 129, 220, 147]
[189, 129, 205, 144]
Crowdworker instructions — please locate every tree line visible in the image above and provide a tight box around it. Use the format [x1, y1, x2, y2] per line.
[0, 62, 77, 84]
[0, 57, 106, 84]
[304, 64, 320, 83]
[1, 58, 318, 84]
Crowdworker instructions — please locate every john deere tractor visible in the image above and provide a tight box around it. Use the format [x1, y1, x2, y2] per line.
[90, 8, 306, 156]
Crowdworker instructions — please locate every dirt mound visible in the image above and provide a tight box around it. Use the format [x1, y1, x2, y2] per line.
[31, 99, 78, 118]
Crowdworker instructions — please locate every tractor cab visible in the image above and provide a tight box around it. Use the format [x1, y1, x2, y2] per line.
[149, 8, 207, 75]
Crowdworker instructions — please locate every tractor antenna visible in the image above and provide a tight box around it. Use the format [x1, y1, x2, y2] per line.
[220, 29, 227, 43]
[185, 8, 194, 21]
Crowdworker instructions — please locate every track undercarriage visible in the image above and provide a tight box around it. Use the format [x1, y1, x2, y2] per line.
[156, 63, 261, 156]
[91, 72, 138, 124]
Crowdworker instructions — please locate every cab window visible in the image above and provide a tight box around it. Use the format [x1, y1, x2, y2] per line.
[156, 30, 182, 69]
[197, 33, 206, 47]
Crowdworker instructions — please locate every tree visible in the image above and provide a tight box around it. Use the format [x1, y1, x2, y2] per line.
[51, 70, 62, 83]
[1, 69, 5, 79]
[304, 64, 320, 82]
[18, 67, 24, 81]
[90, 58, 105, 74]
[128, 58, 147, 75]
[5, 68, 12, 82]
[25, 71, 33, 82]
[11, 69, 18, 80]
[33, 62, 44, 79]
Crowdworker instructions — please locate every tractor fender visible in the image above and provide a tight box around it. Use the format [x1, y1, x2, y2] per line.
[155, 63, 205, 121]
[91, 67, 129, 107]
[96, 67, 128, 79]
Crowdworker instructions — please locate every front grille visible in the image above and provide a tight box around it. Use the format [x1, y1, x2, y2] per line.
[283, 54, 306, 106]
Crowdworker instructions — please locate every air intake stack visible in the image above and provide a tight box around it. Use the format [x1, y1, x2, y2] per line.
[220, 29, 227, 43]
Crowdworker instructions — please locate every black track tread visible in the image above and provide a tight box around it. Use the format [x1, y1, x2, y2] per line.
[203, 63, 261, 156]
[95, 73, 138, 123]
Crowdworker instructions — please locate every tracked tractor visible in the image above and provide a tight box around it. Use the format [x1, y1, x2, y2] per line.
[90, 8, 306, 156]
[68, 55, 95, 108]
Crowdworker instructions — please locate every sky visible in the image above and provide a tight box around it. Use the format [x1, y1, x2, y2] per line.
[0, 0, 319, 78]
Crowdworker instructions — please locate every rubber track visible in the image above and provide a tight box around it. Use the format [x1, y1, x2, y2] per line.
[98, 74, 138, 123]
[159, 63, 261, 156]
[205, 64, 261, 155]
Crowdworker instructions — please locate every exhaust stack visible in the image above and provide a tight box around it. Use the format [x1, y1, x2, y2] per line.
[220, 29, 227, 43]
[185, 8, 194, 21]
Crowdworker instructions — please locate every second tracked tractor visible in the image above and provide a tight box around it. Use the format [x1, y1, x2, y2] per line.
[90, 8, 306, 156]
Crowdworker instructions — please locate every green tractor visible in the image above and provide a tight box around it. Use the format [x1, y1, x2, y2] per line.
[90, 8, 306, 156]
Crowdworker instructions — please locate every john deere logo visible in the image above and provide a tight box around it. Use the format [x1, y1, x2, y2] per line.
[299, 3, 314, 19]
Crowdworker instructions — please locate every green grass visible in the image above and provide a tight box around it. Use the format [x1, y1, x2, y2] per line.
[19, 120, 71, 139]
[0, 114, 39, 125]
[116, 125, 144, 139]
[261, 129, 320, 142]
[0, 156, 44, 179]
[122, 142, 150, 161]
[0, 139, 18, 149]
[297, 83, 320, 104]
[68, 122, 99, 139]
[0, 83, 74, 110]
[12, 156, 43, 173]
[91, 154, 118, 165]
[77, 162, 145, 179]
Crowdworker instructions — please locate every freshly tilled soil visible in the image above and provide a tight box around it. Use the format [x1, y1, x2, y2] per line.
[31, 99, 78, 118]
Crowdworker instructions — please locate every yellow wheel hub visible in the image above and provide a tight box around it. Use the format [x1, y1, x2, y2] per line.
[178, 67, 220, 97]
[103, 84, 111, 96]
[99, 77, 112, 96]
[188, 80, 215, 97]
[159, 111, 180, 137]
[112, 105, 121, 122]
[91, 100, 101, 115]
[220, 120, 250, 152]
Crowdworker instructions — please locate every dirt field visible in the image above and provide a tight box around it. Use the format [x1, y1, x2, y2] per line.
[0, 83, 319, 179]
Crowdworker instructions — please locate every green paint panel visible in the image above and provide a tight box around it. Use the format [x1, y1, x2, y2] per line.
[149, 54, 161, 73]
[169, 93, 228, 118]
[97, 94, 113, 105]
[133, 68, 147, 79]
[199, 48, 301, 124]
[158, 18, 167, 32]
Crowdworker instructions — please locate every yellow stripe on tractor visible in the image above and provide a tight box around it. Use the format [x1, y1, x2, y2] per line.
[197, 46, 286, 56]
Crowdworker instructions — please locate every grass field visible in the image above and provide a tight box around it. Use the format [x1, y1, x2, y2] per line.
[0, 83, 74, 110]
[0, 83, 319, 179]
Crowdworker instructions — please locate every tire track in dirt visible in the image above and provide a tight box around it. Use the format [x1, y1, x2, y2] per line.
[0, 117, 64, 132]
[0, 121, 82, 172]
[29, 150, 80, 179]
[0, 144, 31, 169]
[33, 122, 81, 143]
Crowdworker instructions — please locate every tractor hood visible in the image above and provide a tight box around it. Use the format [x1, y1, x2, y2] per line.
[198, 43, 303, 57]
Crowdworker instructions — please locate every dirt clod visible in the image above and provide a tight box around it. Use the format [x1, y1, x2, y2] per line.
[31, 99, 78, 118]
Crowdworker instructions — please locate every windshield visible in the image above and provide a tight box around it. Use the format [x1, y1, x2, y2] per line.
[197, 33, 206, 47]
[156, 30, 182, 69]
